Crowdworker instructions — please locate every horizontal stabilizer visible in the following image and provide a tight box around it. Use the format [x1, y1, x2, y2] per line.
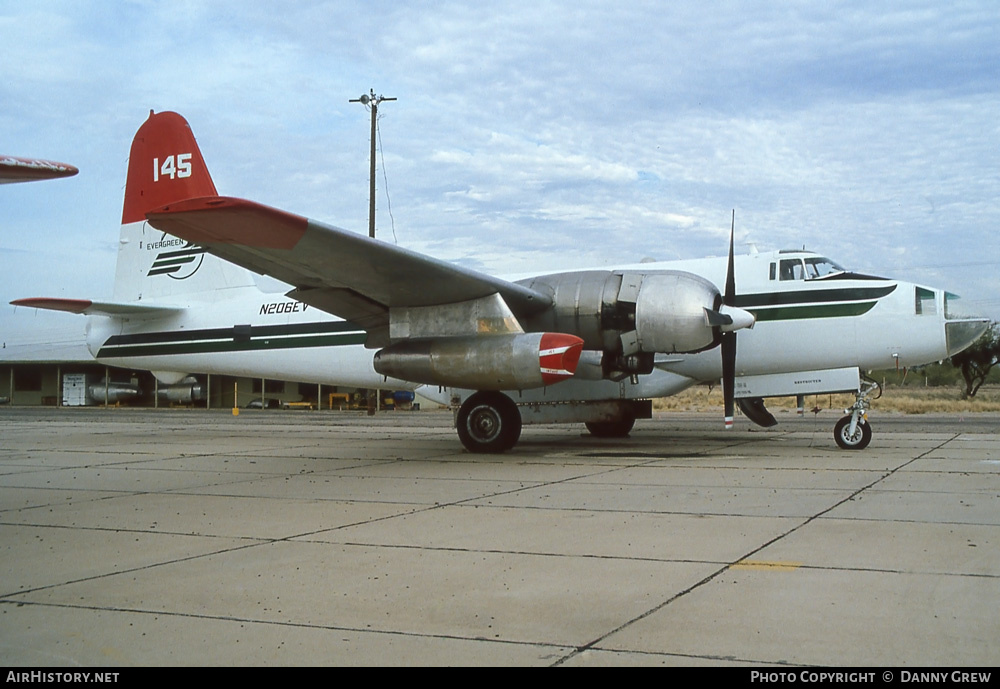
[11, 298, 183, 317]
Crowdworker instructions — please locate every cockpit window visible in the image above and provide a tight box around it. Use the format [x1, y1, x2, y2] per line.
[945, 292, 972, 320]
[804, 257, 845, 279]
[779, 257, 845, 281]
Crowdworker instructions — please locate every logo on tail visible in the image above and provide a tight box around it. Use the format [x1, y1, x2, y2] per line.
[146, 232, 205, 279]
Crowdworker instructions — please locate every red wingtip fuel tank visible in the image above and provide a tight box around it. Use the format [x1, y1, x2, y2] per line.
[373, 332, 584, 390]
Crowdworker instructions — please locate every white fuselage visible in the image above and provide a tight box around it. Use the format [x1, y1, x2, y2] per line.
[88, 249, 966, 400]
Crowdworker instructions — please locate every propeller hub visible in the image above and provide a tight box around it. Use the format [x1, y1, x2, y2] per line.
[717, 304, 755, 332]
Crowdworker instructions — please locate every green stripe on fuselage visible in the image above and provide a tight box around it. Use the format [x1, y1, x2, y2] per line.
[102, 320, 363, 347]
[736, 284, 894, 322]
[750, 301, 878, 322]
[734, 284, 895, 308]
[99, 332, 366, 358]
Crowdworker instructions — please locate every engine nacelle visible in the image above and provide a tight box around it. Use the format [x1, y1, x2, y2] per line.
[516, 269, 728, 356]
[632, 272, 722, 353]
[373, 332, 584, 390]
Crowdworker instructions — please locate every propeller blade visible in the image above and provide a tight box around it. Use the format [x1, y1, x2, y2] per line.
[725, 210, 736, 306]
[722, 210, 737, 429]
[722, 331, 736, 429]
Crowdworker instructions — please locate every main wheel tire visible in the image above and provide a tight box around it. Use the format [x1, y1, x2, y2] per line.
[585, 414, 636, 438]
[456, 392, 522, 453]
[834, 415, 872, 450]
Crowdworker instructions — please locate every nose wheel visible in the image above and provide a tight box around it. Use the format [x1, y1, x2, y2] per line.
[834, 414, 872, 450]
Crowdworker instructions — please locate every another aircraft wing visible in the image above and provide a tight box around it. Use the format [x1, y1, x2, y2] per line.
[146, 196, 552, 346]
[0, 156, 78, 184]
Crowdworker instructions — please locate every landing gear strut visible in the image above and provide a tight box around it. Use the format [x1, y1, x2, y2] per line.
[834, 376, 880, 450]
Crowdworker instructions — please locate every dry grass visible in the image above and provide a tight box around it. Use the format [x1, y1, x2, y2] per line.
[652, 384, 1000, 414]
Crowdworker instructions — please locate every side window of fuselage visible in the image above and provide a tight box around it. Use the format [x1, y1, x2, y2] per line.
[915, 286, 937, 315]
[779, 259, 804, 281]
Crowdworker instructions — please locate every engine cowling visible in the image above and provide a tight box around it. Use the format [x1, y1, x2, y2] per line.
[632, 272, 724, 353]
[517, 269, 746, 352]
[373, 332, 584, 390]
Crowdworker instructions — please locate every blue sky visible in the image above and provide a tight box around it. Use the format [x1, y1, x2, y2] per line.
[2, 0, 999, 328]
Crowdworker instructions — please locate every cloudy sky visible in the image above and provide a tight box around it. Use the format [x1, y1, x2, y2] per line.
[3, 0, 999, 331]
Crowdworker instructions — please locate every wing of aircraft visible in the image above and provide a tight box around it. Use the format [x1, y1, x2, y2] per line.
[0, 156, 78, 184]
[145, 196, 552, 347]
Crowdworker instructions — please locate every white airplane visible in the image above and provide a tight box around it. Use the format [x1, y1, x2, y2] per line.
[11, 110, 989, 452]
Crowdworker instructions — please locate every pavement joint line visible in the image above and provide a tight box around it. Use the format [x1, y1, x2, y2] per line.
[0, 599, 578, 655]
[0, 539, 272, 599]
[553, 432, 968, 666]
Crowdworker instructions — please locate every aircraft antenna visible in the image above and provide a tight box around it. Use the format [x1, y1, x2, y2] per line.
[350, 89, 397, 239]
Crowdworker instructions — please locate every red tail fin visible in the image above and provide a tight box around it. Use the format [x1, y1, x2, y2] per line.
[121, 111, 218, 224]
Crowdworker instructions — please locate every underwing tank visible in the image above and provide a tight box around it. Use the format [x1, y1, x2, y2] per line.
[374, 332, 583, 390]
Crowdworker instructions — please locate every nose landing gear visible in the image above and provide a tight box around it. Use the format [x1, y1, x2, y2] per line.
[834, 376, 880, 450]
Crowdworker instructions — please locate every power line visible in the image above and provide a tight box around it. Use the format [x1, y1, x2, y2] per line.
[375, 114, 397, 245]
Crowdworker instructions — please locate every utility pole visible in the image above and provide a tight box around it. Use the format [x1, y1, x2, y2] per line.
[349, 89, 396, 239]
[350, 90, 396, 416]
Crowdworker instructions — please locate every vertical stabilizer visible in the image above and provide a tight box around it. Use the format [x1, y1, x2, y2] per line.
[114, 110, 257, 303]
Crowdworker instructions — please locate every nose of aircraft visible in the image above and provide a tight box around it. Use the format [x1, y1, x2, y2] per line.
[946, 318, 990, 357]
[940, 290, 991, 357]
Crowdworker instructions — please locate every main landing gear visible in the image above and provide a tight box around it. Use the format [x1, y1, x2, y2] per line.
[584, 413, 636, 438]
[456, 391, 522, 453]
[834, 376, 881, 450]
[454, 394, 646, 452]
